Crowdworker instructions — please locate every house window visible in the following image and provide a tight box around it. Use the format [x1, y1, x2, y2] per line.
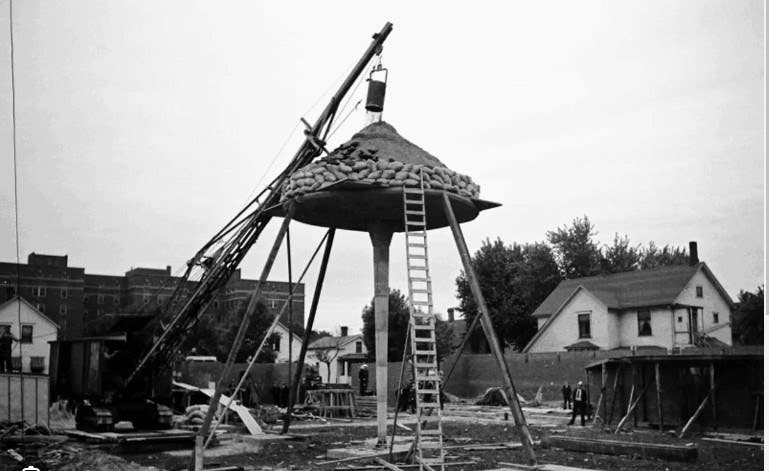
[272, 335, 281, 352]
[270, 300, 277, 309]
[113, 295, 120, 304]
[21, 325, 33, 344]
[713, 312, 719, 324]
[0, 324, 10, 335]
[355, 341, 362, 354]
[98, 294, 104, 304]
[32, 286, 46, 297]
[637, 309, 652, 336]
[577, 313, 591, 338]
[696, 286, 703, 298]
[36, 303, 45, 313]
[59, 305, 67, 315]
[30, 356, 45, 373]
[678, 316, 683, 323]
[143, 296, 150, 305]
[60, 288, 68, 299]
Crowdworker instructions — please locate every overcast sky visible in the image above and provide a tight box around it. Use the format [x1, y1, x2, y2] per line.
[0, 1, 764, 335]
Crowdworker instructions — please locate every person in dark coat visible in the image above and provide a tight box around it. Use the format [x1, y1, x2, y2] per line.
[568, 381, 588, 426]
[0, 326, 17, 373]
[358, 364, 369, 396]
[561, 382, 572, 410]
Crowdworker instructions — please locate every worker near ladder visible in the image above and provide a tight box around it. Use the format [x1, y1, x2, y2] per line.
[358, 364, 369, 395]
[568, 381, 588, 426]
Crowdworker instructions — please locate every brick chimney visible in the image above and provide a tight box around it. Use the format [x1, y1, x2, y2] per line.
[340, 326, 348, 337]
[689, 241, 699, 265]
[447, 308, 455, 323]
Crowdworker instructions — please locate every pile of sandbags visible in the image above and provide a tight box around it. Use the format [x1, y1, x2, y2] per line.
[280, 142, 480, 202]
[184, 404, 217, 426]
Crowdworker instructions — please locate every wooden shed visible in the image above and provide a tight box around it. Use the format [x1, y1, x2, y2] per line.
[585, 351, 763, 434]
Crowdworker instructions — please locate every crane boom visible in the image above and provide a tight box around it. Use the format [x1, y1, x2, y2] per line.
[125, 22, 394, 387]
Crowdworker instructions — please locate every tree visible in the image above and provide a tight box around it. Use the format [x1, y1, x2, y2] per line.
[600, 234, 641, 274]
[547, 216, 602, 278]
[732, 286, 764, 345]
[638, 241, 689, 269]
[181, 299, 279, 363]
[314, 346, 339, 382]
[362, 289, 413, 362]
[455, 239, 562, 351]
[361, 289, 454, 362]
[309, 330, 333, 342]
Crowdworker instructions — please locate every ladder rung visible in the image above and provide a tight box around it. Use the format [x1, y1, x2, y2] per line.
[405, 210, 425, 216]
[407, 243, 426, 249]
[411, 288, 430, 293]
[419, 403, 441, 410]
[416, 375, 440, 381]
[414, 362, 437, 368]
[418, 429, 442, 436]
[403, 188, 423, 194]
[412, 300, 431, 305]
[412, 324, 434, 330]
[409, 276, 429, 282]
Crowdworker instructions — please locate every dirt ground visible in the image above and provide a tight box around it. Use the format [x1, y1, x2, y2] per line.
[123, 421, 763, 471]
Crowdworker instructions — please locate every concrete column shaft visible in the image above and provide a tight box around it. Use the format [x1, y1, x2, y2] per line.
[369, 226, 393, 445]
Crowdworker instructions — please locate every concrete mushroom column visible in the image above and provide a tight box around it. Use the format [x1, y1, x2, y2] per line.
[369, 223, 393, 446]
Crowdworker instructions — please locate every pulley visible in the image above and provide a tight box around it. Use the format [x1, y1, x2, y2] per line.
[365, 63, 388, 113]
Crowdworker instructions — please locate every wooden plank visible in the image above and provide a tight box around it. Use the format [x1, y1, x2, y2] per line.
[701, 438, 763, 448]
[375, 458, 406, 471]
[544, 435, 697, 462]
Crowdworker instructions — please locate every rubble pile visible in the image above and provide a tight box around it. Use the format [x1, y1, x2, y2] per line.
[37, 444, 162, 471]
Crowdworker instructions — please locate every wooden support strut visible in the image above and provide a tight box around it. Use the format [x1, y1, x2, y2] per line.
[604, 365, 621, 429]
[195, 205, 295, 466]
[282, 229, 336, 433]
[592, 362, 607, 426]
[709, 362, 717, 431]
[614, 383, 649, 433]
[679, 389, 713, 438]
[442, 192, 536, 465]
[655, 362, 663, 431]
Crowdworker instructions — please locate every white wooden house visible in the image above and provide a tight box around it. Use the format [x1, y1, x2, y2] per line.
[306, 327, 367, 384]
[524, 260, 734, 353]
[0, 297, 59, 373]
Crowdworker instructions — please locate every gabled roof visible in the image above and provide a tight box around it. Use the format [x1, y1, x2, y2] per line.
[0, 296, 60, 328]
[531, 263, 731, 318]
[308, 334, 362, 350]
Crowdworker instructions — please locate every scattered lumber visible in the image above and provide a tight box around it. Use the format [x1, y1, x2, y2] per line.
[544, 435, 697, 462]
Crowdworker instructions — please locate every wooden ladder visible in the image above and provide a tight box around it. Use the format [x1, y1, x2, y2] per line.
[402, 174, 445, 471]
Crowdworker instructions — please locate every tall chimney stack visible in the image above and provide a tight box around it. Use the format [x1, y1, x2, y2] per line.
[689, 241, 699, 265]
[447, 308, 455, 323]
[340, 326, 348, 337]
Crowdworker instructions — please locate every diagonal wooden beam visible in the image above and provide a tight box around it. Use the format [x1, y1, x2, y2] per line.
[442, 192, 536, 466]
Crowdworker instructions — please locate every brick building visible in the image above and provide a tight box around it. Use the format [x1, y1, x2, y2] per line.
[0, 253, 304, 339]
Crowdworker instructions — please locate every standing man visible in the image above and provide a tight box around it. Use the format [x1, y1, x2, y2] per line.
[568, 380, 588, 426]
[0, 326, 17, 373]
[358, 364, 369, 396]
[561, 381, 572, 410]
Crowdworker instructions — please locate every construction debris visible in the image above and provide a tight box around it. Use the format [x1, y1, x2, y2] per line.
[475, 387, 528, 407]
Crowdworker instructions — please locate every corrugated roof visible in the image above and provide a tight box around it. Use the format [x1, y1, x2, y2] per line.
[308, 334, 362, 350]
[532, 263, 703, 317]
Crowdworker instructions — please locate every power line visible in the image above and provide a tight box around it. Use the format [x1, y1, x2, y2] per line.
[8, 0, 25, 433]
